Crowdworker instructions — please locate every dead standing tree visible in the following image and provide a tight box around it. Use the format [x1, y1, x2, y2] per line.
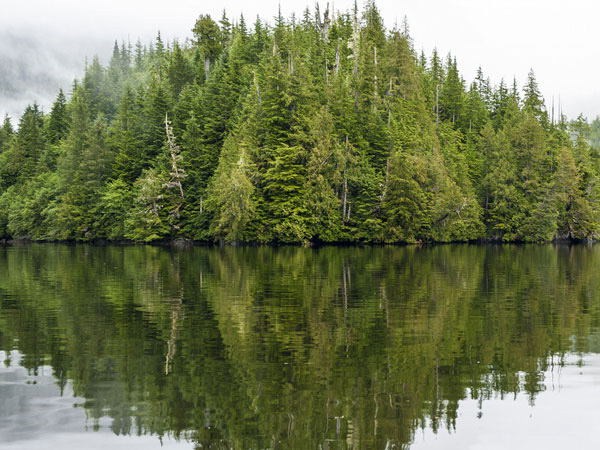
[164, 114, 186, 228]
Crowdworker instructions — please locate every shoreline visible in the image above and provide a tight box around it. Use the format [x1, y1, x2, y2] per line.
[1, 236, 596, 247]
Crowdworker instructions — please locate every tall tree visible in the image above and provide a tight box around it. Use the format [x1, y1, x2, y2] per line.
[192, 14, 223, 78]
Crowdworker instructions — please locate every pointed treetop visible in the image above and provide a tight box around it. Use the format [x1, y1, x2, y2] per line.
[523, 68, 546, 119]
[1, 115, 13, 134]
[401, 15, 411, 41]
[511, 77, 520, 100]
[239, 13, 247, 36]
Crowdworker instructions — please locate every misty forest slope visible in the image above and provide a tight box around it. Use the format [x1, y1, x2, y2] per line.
[1, 1, 600, 244]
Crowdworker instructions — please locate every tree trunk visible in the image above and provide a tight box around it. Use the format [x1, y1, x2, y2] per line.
[373, 47, 377, 106]
[334, 39, 340, 76]
[204, 56, 210, 79]
[342, 174, 348, 222]
[436, 84, 439, 128]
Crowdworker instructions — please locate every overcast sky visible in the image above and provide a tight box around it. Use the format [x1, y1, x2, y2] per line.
[1, 0, 599, 122]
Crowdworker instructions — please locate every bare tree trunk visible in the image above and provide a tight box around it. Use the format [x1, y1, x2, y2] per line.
[254, 72, 262, 104]
[334, 39, 340, 76]
[373, 46, 378, 109]
[204, 56, 210, 79]
[387, 77, 393, 126]
[436, 84, 440, 128]
[323, 3, 330, 43]
[165, 114, 186, 227]
[342, 174, 348, 221]
[352, 12, 359, 111]
[165, 114, 185, 201]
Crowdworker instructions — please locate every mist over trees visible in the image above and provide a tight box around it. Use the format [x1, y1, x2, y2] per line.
[1, 1, 599, 244]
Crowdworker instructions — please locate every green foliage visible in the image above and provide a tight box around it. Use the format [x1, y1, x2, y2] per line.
[1, 2, 598, 243]
[192, 14, 223, 77]
[96, 179, 133, 240]
[206, 136, 255, 242]
[45, 89, 70, 145]
[0, 115, 13, 154]
[125, 168, 170, 241]
[11, 104, 45, 182]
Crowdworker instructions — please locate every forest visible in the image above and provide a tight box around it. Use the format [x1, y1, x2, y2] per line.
[1, 1, 600, 244]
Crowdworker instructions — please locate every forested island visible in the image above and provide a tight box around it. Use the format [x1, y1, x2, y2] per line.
[1, 1, 600, 244]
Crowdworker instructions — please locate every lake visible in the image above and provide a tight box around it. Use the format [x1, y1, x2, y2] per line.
[0, 243, 599, 449]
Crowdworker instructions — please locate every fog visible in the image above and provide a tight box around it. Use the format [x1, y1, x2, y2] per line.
[1, 0, 600, 123]
[0, 30, 108, 121]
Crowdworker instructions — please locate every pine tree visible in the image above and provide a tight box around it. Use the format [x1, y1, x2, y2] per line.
[0, 115, 14, 154]
[523, 69, 548, 126]
[142, 76, 171, 166]
[167, 42, 194, 98]
[12, 104, 45, 181]
[439, 56, 464, 124]
[192, 14, 223, 78]
[111, 85, 143, 183]
[45, 89, 70, 145]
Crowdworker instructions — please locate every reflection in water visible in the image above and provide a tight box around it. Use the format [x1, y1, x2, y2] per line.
[413, 354, 600, 449]
[0, 351, 192, 450]
[0, 244, 600, 449]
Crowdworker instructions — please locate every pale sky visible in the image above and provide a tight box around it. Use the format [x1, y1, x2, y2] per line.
[1, 0, 598, 122]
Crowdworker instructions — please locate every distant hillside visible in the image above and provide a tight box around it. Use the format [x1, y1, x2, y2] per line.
[0, 31, 106, 120]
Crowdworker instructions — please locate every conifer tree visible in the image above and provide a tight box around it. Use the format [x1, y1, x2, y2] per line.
[46, 89, 69, 145]
[111, 85, 143, 183]
[12, 104, 45, 181]
[0, 115, 14, 154]
[192, 15, 223, 78]
[523, 69, 548, 127]
[167, 42, 194, 98]
[206, 134, 255, 243]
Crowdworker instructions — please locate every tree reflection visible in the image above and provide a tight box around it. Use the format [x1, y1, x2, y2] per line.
[0, 244, 599, 448]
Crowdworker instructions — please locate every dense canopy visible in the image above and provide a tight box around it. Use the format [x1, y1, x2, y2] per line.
[1, 1, 599, 244]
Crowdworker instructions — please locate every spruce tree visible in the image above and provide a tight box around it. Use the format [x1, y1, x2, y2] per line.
[192, 15, 223, 78]
[0, 115, 14, 154]
[46, 89, 70, 145]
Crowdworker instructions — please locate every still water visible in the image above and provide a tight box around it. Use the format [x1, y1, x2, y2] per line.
[0, 244, 599, 449]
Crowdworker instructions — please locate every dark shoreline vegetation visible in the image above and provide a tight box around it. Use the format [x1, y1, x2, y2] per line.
[3, 2, 600, 244]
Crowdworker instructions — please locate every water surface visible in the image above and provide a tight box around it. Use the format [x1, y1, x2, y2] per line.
[0, 244, 599, 449]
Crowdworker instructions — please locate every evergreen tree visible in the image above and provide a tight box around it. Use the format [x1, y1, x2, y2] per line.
[111, 85, 144, 183]
[192, 14, 223, 78]
[523, 69, 548, 127]
[167, 41, 194, 98]
[12, 104, 45, 181]
[206, 134, 255, 242]
[45, 89, 70, 145]
[0, 115, 14, 154]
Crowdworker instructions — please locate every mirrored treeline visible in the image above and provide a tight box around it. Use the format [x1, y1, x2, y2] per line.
[1, 244, 600, 449]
